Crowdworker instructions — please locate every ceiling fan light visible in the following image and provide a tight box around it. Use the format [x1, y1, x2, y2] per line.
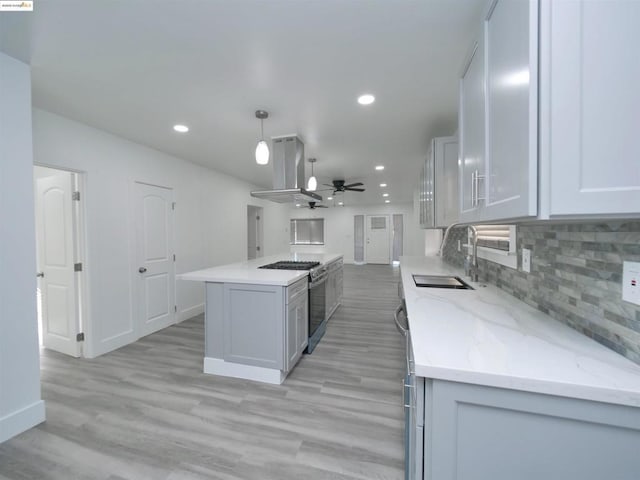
[255, 140, 269, 165]
[307, 175, 317, 191]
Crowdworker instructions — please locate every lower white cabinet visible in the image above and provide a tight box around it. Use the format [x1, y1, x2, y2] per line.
[286, 280, 308, 372]
[208, 277, 308, 374]
[412, 378, 640, 479]
[325, 259, 343, 319]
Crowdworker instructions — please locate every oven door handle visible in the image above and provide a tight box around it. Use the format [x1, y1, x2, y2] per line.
[394, 304, 408, 337]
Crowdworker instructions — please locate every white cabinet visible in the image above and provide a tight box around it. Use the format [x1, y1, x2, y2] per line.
[213, 277, 308, 375]
[420, 136, 459, 228]
[325, 259, 343, 319]
[540, 0, 640, 217]
[459, 36, 486, 222]
[459, 0, 538, 223]
[286, 279, 308, 372]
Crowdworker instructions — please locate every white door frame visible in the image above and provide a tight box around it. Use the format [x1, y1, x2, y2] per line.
[34, 164, 90, 357]
[364, 214, 392, 265]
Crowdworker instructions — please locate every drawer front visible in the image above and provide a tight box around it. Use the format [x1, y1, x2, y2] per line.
[287, 277, 309, 303]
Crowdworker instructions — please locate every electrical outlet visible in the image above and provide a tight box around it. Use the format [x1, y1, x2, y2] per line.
[457, 240, 461, 252]
[622, 261, 640, 306]
[522, 248, 531, 273]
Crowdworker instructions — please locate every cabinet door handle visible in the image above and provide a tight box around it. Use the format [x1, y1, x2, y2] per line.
[138, 267, 147, 273]
[471, 170, 476, 207]
[394, 304, 408, 337]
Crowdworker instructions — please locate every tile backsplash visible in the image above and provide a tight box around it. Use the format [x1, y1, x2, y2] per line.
[442, 222, 640, 365]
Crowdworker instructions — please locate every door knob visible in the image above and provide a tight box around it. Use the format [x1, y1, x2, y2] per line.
[138, 267, 147, 273]
[36, 272, 44, 278]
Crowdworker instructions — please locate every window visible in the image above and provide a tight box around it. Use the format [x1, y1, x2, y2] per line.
[468, 225, 517, 269]
[290, 218, 324, 245]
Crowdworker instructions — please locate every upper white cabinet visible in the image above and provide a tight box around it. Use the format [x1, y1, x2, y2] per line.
[459, 0, 538, 223]
[539, 0, 640, 217]
[420, 136, 460, 229]
[459, 37, 486, 222]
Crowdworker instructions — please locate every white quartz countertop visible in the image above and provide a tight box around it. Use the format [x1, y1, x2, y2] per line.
[179, 253, 342, 286]
[400, 255, 640, 407]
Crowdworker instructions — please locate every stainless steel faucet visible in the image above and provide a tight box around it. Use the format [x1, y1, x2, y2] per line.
[465, 225, 479, 282]
[438, 222, 480, 282]
[438, 222, 462, 257]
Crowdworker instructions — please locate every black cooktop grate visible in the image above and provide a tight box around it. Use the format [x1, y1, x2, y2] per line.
[259, 261, 320, 270]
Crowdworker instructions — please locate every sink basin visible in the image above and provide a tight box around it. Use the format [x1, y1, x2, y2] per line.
[412, 275, 473, 290]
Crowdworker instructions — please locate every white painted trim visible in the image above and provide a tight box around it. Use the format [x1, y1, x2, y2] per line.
[0, 400, 45, 443]
[203, 357, 286, 385]
[179, 303, 204, 322]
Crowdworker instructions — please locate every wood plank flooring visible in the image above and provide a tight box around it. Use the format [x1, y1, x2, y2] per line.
[0, 264, 405, 480]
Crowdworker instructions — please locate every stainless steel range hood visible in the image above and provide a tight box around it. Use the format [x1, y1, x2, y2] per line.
[251, 135, 322, 203]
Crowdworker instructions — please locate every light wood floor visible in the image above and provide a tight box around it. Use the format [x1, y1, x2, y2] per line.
[0, 264, 405, 480]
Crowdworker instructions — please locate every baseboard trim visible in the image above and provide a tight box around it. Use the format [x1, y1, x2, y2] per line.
[0, 400, 45, 443]
[179, 303, 204, 323]
[203, 357, 285, 385]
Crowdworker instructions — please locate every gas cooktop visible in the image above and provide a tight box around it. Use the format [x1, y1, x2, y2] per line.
[258, 260, 320, 271]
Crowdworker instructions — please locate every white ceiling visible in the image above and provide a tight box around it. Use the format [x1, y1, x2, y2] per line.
[0, 0, 485, 206]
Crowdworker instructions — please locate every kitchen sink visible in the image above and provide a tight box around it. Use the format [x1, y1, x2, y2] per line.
[412, 275, 473, 290]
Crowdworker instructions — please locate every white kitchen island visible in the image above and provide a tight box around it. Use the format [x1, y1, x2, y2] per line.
[399, 256, 640, 480]
[180, 253, 342, 384]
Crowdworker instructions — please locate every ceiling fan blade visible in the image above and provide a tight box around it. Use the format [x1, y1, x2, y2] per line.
[344, 182, 364, 188]
[322, 183, 335, 188]
[345, 187, 365, 192]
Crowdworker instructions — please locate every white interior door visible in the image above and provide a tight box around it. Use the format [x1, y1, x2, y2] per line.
[365, 215, 391, 264]
[135, 182, 175, 337]
[35, 172, 81, 357]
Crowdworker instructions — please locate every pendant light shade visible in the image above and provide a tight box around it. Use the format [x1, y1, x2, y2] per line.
[307, 175, 317, 191]
[255, 110, 269, 165]
[255, 140, 269, 165]
[307, 158, 317, 191]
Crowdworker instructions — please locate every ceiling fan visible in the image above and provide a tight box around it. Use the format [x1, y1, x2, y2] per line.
[321, 179, 366, 194]
[302, 201, 328, 210]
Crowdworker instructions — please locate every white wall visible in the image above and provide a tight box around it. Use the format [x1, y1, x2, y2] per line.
[0, 53, 45, 443]
[289, 202, 424, 263]
[33, 109, 290, 358]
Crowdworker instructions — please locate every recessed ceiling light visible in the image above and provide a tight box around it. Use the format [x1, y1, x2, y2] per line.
[375, 165, 385, 171]
[357, 94, 375, 105]
[338, 202, 344, 206]
[327, 196, 333, 200]
[379, 183, 387, 187]
[383, 193, 389, 197]
[173, 124, 189, 133]
[295, 203, 301, 207]
[385, 200, 390, 203]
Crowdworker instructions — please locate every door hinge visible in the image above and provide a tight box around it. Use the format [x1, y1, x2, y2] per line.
[173, 254, 176, 262]
[256, 215, 260, 220]
[76, 332, 85, 342]
[74, 262, 83, 272]
[172, 202, 176, 210]
[174, 305, 177, 313]
[72, 191, 81, 201]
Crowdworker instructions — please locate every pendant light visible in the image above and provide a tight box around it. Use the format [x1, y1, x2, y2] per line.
[255, 110, 269, 165]
[307, 158, 317, 191]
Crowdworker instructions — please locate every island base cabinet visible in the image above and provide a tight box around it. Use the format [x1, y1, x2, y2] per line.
[203, 278, 308, 384]
[223, 283, 284, 370]
[420, 379, 640, 480]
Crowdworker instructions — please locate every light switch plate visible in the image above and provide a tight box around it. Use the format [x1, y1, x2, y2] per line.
[622, 261, 640, 306]
[522, 248, 531, 273]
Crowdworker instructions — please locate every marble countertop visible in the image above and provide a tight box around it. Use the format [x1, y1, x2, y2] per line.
[179, 253, 343, 286]
[400, 255, 640, 407]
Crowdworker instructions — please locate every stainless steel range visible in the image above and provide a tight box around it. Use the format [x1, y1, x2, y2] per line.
[258, 260, 327, 353]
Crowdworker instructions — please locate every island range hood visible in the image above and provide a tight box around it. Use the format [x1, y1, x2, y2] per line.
[251, 135, 322, 203]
